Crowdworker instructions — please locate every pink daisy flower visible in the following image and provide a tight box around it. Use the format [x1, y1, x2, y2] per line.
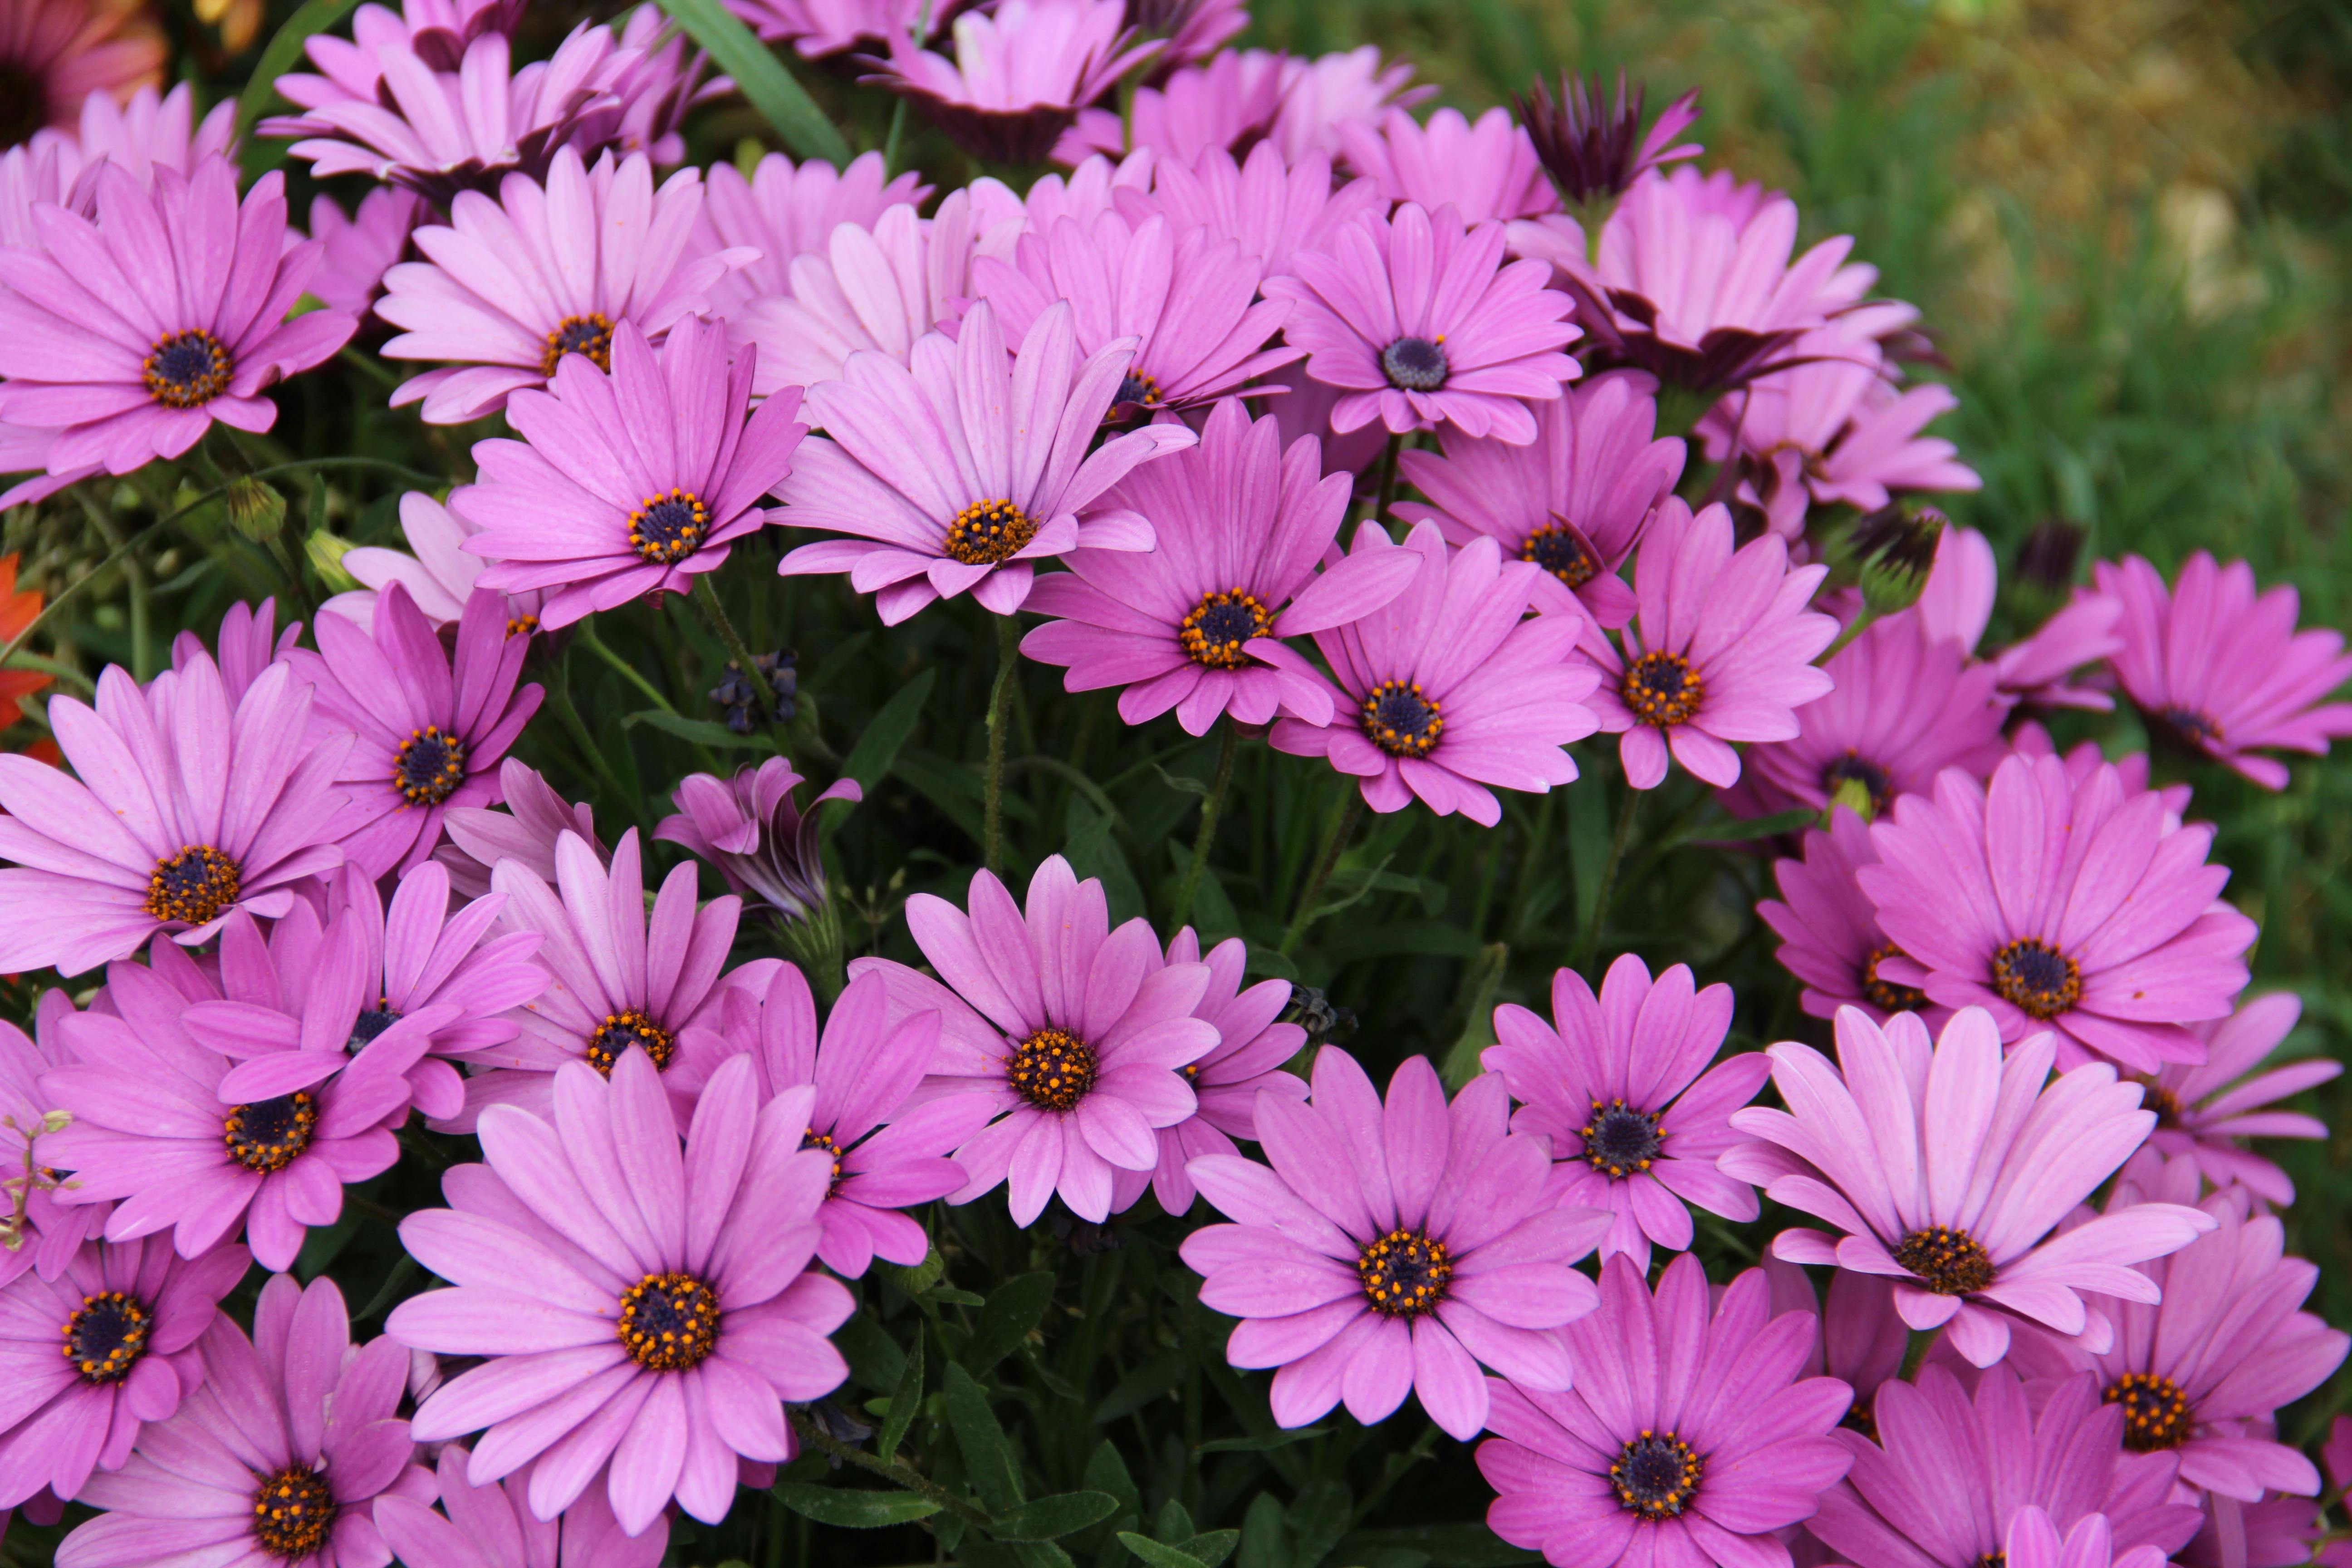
[1056, 48, 1286, 167]
[327, 488, 546, 637]
[457, 316, 806, 630]
[1143, 140, 1387, 280]
[1266, 200, 1580, 446]
[55, 1273, 431, 1568]
[1394, 368, 1685, 629]
[1131, 0, 1246, 73]
[40, 935, 410, 1271]
[376, 1445, 666, 1568]
[1019, 397, 1419, 734]
[0, 992, 92, 1283]
[61, 79, 237, 190]
[166, 596, 301, 706]
[390, 1049, 853, 1532]
[2007, 1509, 2171, 1568]
[305, 185, 422, 319]
[654, 757, 861, 925]
[1720, 1004, 2218, 1368]
[2097, 551, 2352, 789]
[2141, 991, 2340, 1205]
[671, 965, 989, 1276]
[0, 652, 349, 977]
[698, 147, 929, 314]
[0, 1233, 248, 1509]
[1477, 1253, 1854, 1568]
[849, 855, 1219, 1226]
[1513, 72, 1703, 207]
[1266, 47, 1430, 164]
[1758, 805, 1939, 1024]
[1806, 1364, 2205, 1568]
[1995, 590, 2127, 712]
[1271, 521, 1599, 825]
[1484, 954, 1771, 1270]
[1109, 926, 1308, 1216]
[972, 207, 1303, 418]
[861, 0, 1161, 166]
[1582, 497, 1838, 791]
[1180, 1048, 1606, 1439]
[288, 583, 542, 877]
[1761, 1258, 1910, 1430]
[772, 299, 1196, 626]
[454, 828, 758, 1132]
[2183, 1498, 2318, 1568]
[0, 160, 355, 477]
[377, 147, 754, 424]
[0, 0, 163, 147]
[728, 0, 937, 57]
[1264, 357, 1392, 480]
[1857, 752, 2258, 1072]
[438, 757, 606, 900]
[1338, 106, 1557, 224]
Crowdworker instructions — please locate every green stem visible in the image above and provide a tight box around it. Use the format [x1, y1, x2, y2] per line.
[1897, 1327, 1938, 1382]
[70, 489, 151, 681]
[1350, 1422, 1443, 1527]
[1168, 719, 1239, 933]
[545, 653, 632, 803]
[1819, 602, 1879, 664]
[693, 574, 782, 720]
[1572, 781, 1641, 971]
[1279, 791, 1366, 956]
[575, 618, 678, 713]
[983, 613, 1021, 875]
[337, 344, 400, 389]
[785, 1410, 992, 1526]
[1372, 432, 1402, 529]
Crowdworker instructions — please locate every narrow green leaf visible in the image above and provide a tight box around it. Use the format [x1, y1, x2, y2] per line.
[1091, 1351, 1183, 1425]
[927, 1284, 988, 1307]
[1119, 1535, 1213, 1568]
[1155, 1502, 1196, 1543]
[1676, 806, 1819, 845]
[1236, 1493, 1288, 1568]
[1173, 1532, 1241, 1568]
[1195, 1428, 1330, 1454]
[962, 1270, 1056, 1376]
[622, 708, 770, 749]
[1285, 1480, 1351, 1568]
[944, 1362, 1023, 1514]
[1082, 1439, 1141, 1520]
[877, 1320, 925, 1461]
[830, 1311, 906, 1390]
[655, 0, 852, 166]
[236, 0, 362, 140]
[1338, 1526, 1543, 1568]
[1150, 761, 1214, 799]
[838, 667, 937, 798]
[986, 1491, 1122, 1542]
[770, 1481, 942, 1528]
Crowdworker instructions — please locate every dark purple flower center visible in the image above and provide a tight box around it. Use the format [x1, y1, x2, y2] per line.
[251, 1465, 336, 1559]
[62, 1289, 151, 1383]
[1360, 679, 1444, 757]
[1991, 937, 2080, 1020]
[1621, 650, 1703, 727]
[541, 312, 615, 375]
[508, 612, 540, 638]
[2138, 1079, 2185, 1127]
[629, 487, 709, 566]
[0, 65, 43, 149]
[944, 497, 1039, 566]
[2105, 1371, 2191, 1451]
[1180, 588, 1273, 669]
[1579, 1098, 1662, 1178]
[1357, 1226, 1451, 1317]
[394, 724, 469, 806]
[1823, 751, 1894, 817]
[801, 1127, 845, 1191]
[1113, 371, 1164, 411]
[144, 329, 233, 409]
[224, 1093, 317, 1173]
[1522, 520, 1600, 589]
[586, 1009, 675, 1076]
[1862, 945, 1927, 1015]
[1893, 1224, 1995, 1295]
[617, 1270, 720, 1370]
[347, 1005, 401, 1056]
[1009, 1027, 1096, 1112]
[2155, 706, 2225, 748]
[1380, 335, 1449, 392]
[1610, 1430, 1704, 1519]
[146, 844, 242, 927]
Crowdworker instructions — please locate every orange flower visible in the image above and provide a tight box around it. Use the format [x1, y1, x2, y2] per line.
[0, 553, 49, 735]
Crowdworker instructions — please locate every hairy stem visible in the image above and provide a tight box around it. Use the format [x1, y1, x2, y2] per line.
[983, 612, 1021, 875]
[1279, 791, 1367, 956]
[1168, 719, 1240, 932]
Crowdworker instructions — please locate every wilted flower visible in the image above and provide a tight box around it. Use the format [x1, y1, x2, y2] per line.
[1512, 71, 1702, 208]
[862, 0, 1160, 166]
[655, 757, 860, 925]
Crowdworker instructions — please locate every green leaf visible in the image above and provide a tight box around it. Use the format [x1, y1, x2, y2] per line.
[1338, 1527, 1543, 1568]
[838, 667, 937, 803]
[1173, 1532, 1240, 1568]
[770, 1482, 942, 1528]
[877, 1319, 925, 1461]
[945, 1362, 1023, 1514]
[986, 1491, 1122, 1542]
[1082, 1439, 1141, 1520]
[1150, 762, 1214, 799]
[881, 1245, 946, 1299]
[655, 0, 852, 167]
[1091, 1351, 1183, 1425]
[1285, 1480, 1351, 1568]
[1675, 806, 1819, 845]
[1195, 1428, 1330, 1454]
[962, 1270, 1055, 1376]
[893, 748, 990, 843]
[622, 708, 770, 749]
[1065, 796, 1144, 927]
[1155, 1502, 1195, 1542]
[1439, 940, 1510, 1087]
[1236, 1493, 1287, 1568]
[1119, 1535, 1212, 1568]
[236, 0, 362, 141]
[927, 1285, 987, 1307]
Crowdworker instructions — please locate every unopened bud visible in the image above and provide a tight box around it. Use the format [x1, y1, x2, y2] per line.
[306, 530, 362, 593]
[226, 476, 287, 542]
[883, 1246, 946, 1298]
[1834, 504, 1945, 615]
[2017, 517, 2087, 593]
[40, 1109, 70, 1135]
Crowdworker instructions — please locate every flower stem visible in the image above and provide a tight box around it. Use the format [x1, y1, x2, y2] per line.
[1169, 719, 1240, 933]
[1280, 790, 1366, 956]
[1572, 780, 1642, 972]
[983, 612, 1021, 876]
[1818, 602, 1878, 664]
[693, 574, 781, 720]
[786, 1409, 993, 1526]
[1357, 431, 1403, 545]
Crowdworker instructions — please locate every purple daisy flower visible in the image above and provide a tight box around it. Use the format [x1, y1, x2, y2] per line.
[1270, 520, 1600, 827]
[375, 1444, 667, 1568]
[0, 1233, 249, 1509]
[41, 928, 412, 1271]
[1056, 48, 1288, 167]
[2182, 1496, 2318, 1568]
[2142, 991, 2340, 1205]
[1266, 200, 1579, 446]
[1762, 1257, 1910, 1432]
[1805, 1364, 2205, 1568]
[1484, 954, 1771, 1270]
[1757, 805, 1940, 1025]
[56, 1272, 431, 1568]
[1513, 72, 1703, 209]
[672, 965, 988, 1277]
[454, 827, 758, 1132]
[0, 0, 164, 146]
[2097, 551, 2352, 789]
[1475, 1252, 1854, 1568]
[2006, 1509, 2171, 1568]
[1394, 368, 1686, 630]
[438, 758, 607, 901]
[728, 0, 939, 59]
[654, 757, 862, 925]
[1583, 497, 1838, 791]
[1108, 927, 1308, 1216]
[457, 315, 806, 630]
[389, 1049, 854, 1533]
[698, 147, 929, 314]
[59, 81, 239, 194]
[328, 489, 546, 637]
[305, 185, 422, 320]
[1720, 1004, 2217, 1368]
[1338, 105, 1556, 224]
[849, 855, 1218, 1226]
[1268, 47, 1432, 165]
[377, 147, 754, 424]
[1857, 752, 2259, 1073]
[860, 0, 1161, 166]
[0, 159, 355, 478]
[772, 299, 1196, 626]
[1180, 1049, 1606, 1439]
[1019, 398, 1420, 735]
[167, 596, 302, 706]
[0, 652, 350, 977]
[1144, 141, 1387, 281]
[289, 582, 542, 877]
[0, 992, 94, 1284]
[971, 208, 1303, 418]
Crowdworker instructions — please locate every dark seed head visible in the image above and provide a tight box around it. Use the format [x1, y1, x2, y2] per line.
[617, 1270, 720, 1370]
[62, 1291, 151, 1383]
[1008, 1028, 1096, 1112]
[1179, 589, 1272, 669]
[1893, 1224, 1995, 1295]
[224, 1093, 317, 1173]
[1579, 1098, 1662, 1177]
[144, 329, 233, 409]
[393, 725, 468, 806]
[1991, 937, 2081, 1020]
[541, 312, 615, 375]
[1621, 650, 1702, 727]
[1862, 946, 1927, 1015]
[628, 487, 708, 566]
[251, 1465, 335, 1559]
[1380, 335, 1449, 392]
[586, 1009, 675, 1075]
[146, 845, 243, 927]
[347, 1007, 402, 1056]
[2105, 1371, 2191, 1451]
[1357, 1227, 1451, 1317]
[1359, 679, 1443, 757]
[1823, 752, 1894, 818]
[944, 498, 1039, 566]
[1609, 1430, 1704, 1519]
[1522, 520, 1600, 589]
